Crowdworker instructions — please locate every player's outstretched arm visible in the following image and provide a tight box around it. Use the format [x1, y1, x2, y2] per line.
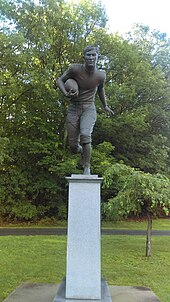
[98, 85, 114, 116]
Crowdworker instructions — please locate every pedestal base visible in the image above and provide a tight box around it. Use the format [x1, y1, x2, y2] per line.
[53, 279, 112, 302]
[3, 283, 161, 302]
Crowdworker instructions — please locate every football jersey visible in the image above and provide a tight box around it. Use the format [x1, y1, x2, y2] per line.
[61, 64, 106, 104]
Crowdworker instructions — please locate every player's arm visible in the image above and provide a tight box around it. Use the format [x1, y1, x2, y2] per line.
[98, 83, 114, 116]
[56, 67, 78, 97]
[56, 74, 69, 97]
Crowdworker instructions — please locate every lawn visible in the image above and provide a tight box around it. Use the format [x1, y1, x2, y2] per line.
[1, 217, 170, 230]
[0, 235, 169, 302]
[102, 217, 170, 230]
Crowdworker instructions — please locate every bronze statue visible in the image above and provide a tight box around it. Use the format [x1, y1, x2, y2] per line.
[57, 46, 113, 175]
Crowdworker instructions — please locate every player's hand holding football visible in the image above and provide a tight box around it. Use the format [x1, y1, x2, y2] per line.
[66, 89, 79, 98]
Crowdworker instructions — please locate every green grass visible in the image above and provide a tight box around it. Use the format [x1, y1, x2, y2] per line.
[102, 218, 170, 230]
[0, 235, 170, 302]
[1, 218, 170, 230]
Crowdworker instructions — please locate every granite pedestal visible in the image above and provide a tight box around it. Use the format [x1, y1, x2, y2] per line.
[64, 174, 103, 300]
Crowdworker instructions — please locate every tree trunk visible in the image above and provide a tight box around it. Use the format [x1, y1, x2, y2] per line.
[146, 213, 152, 257]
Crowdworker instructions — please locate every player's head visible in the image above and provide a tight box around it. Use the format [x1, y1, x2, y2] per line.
[83, 45, 99, 68]
[83, 45, 99, 56]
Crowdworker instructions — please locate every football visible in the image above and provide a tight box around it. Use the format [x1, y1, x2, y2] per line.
[65, 78, 79, 92]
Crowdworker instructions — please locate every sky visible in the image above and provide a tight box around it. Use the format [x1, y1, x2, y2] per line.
[34, 0, 170, 37]
[101, 0, 170, 37]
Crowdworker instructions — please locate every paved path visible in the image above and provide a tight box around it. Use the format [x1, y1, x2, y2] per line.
[0, 228, 170, 236]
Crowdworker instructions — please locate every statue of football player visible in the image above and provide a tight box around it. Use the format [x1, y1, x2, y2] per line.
[57, 46, 113, 175]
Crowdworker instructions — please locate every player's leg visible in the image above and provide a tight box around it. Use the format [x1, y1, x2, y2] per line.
[80, 104, 97, 174]
[66, 104, 82, 154]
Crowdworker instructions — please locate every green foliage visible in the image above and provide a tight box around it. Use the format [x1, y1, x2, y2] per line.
[103, 163, 170, 220]
[92, 28, 170, 174]
[0, 137, 10, 165]
[91, 141, 115, 175]
[0, 0, 170, 221]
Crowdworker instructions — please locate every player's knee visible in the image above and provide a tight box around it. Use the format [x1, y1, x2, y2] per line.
[80, 134, 91, 145]
[69, 142, 82, 154]
[69, 144, 79, 154]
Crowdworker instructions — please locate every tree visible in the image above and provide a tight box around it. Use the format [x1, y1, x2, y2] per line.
[1, 0, 170, 222]
[103, 163, 170, 256]
[89, 26, 170, 175]
[0, 0, 108, 221]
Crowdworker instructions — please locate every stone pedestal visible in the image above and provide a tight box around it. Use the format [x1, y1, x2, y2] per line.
[65, 174, 103, 300]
